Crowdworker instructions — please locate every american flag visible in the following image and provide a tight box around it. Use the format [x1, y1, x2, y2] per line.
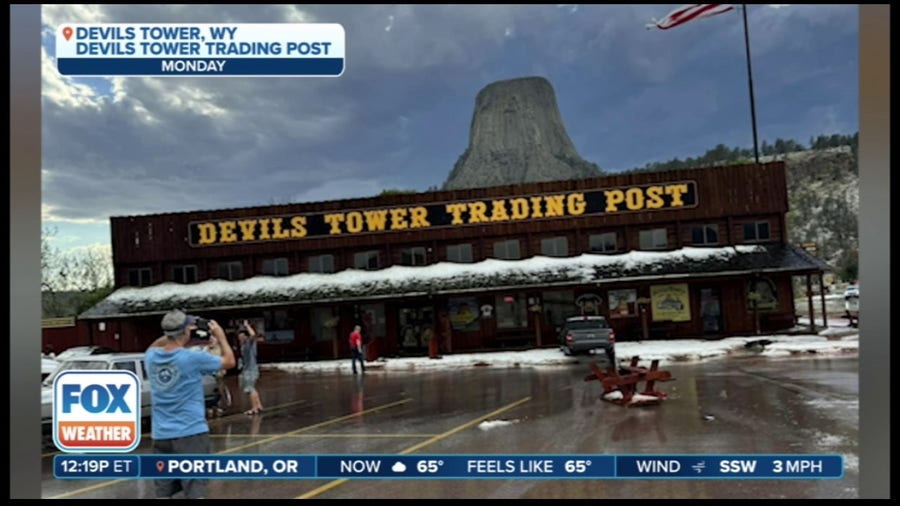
[646, 4, 735, 30]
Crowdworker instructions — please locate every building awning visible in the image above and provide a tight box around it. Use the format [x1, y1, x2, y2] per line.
[79, 243, 831, 320]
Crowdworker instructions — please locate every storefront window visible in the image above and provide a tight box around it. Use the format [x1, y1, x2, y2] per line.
[398, 306, 433, 351]
[263, 310, 295, 343]
[359, 304, 386, 339]
[310, 307, 338, 343]
[542, 290, 575, 329]
[495, 294, 527, 329]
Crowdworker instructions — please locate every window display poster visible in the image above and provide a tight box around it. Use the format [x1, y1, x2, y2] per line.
[607, 289, 637, 318]
[650, 284, 691, 322]
[448, 297, 480, 331]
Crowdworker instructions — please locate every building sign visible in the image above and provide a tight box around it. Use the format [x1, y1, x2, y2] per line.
[607, 289, 637, 318]
[43, 317, 76, 328]
[650, 284, 691, 322]
[187, 180, 698, 246]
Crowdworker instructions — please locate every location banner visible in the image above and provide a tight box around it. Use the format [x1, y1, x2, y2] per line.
[54, 454, 844, 480]
[55, 24, 345, 76]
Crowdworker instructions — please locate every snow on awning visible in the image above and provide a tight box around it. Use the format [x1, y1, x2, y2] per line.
[79, 243, 830, 320]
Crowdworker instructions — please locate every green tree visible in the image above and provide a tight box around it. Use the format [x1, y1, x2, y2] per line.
[42, 227, 114, 318]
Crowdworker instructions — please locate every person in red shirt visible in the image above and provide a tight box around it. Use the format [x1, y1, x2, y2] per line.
[349, 325, 365, 374]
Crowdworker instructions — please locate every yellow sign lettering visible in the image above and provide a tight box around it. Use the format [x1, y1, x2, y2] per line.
[364, 209, 389, 231]
[665, 184, 689, 207]
[509, 198, 529, 220]
[625, 187, 644, 210]
[446, 203, 467, 225]
[271, 217, 291, 239]
[290, 216, 307, 238]
[257, 218, 271, 240]
[323, 213, 344, 235]
[390, 208, 408, 230]
[197, 223, 217, 245]
[645, 186, 664, 209]
[237, 220, 256, 241]
[346, 211, 364, 234]
[409, 207, 430, 228]
[190, 182, 696, 246]
[567, 193, 586, 215]
[544, 195, 565, 217]
[490, 200, 509, 222]
[605, 189, 625, 212]
[529, 196, 544, 218]
[219, 221, 237, 243]
[467, 202, 488, 224]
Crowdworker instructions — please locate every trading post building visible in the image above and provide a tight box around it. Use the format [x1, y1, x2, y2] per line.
[78, 161, 832, 363]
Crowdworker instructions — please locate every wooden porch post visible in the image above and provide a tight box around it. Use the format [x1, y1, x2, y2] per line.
[818, 272, 828, 329]
[638, 298, 650, 342]
[806, 274, 816, 332]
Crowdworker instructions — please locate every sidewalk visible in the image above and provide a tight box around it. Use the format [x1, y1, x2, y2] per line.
[265, 326, 860, 375]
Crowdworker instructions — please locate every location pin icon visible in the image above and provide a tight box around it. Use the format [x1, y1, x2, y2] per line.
[156, 461, 165, 472]
[62, 27, 73, 41]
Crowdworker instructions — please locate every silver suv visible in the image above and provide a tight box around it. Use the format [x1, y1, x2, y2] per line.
[41, 352, 217, 428]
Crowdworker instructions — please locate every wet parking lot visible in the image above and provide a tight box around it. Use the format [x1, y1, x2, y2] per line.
[42, 355, 858, 499]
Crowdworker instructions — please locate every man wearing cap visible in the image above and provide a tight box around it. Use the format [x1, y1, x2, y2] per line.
[145, 309, 236, 499]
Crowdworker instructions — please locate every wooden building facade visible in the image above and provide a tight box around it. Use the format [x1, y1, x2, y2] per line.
[77, 162, 831, 363]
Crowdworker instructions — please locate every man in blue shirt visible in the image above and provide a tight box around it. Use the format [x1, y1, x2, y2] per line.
[146, 309, 236, 499]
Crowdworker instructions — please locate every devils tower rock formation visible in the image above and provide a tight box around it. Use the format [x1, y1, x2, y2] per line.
[443, 76, 602, 190]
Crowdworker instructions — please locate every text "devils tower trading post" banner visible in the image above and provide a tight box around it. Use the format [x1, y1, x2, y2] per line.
[55, 23, 345, 76]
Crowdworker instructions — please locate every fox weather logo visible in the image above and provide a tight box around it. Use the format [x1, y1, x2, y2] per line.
[53, 370, 141, 453]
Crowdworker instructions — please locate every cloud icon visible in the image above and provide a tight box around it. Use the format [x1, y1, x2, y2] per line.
[391, 461, 407, 473]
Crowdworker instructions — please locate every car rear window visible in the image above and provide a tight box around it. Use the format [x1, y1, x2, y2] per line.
[566, 319, 609, 330]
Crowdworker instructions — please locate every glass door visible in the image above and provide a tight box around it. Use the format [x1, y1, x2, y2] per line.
[397, 306, 434, 354]
[700, 287, 723, 336]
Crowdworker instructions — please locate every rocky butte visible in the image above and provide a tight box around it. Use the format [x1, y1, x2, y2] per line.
[443, 76, 602, 191]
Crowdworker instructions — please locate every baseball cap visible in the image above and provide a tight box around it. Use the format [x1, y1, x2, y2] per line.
[161, 309, 197, 338]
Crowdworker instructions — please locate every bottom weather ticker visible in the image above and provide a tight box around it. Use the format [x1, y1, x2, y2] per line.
[54, 454, 844, 480]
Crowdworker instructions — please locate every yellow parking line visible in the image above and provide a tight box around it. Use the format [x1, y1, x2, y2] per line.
[221, 399, 411, 454]
[47, 398, 412, 499]
[296, 396, 532, 499]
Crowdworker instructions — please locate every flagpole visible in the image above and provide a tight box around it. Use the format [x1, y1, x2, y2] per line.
[741, 4, 760, 164]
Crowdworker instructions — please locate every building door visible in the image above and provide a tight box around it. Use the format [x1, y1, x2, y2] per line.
[397, 305, 434, 355]
[700, 287, 723, 336]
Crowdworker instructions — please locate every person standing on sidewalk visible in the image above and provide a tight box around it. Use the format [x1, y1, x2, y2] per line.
[349, 325, 365, 374]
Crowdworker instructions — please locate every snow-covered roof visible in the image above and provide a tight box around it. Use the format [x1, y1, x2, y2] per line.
[79, 243, 831, 320]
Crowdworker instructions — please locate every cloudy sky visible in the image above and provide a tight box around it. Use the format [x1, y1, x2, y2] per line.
[40, 4, 859, 256]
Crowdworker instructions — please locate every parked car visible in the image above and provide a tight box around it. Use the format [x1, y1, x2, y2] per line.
[843, 284, 859, 299]
[41, 352, 218, 429]
[557, 315, 616, 364]
[41, 357, 60, 381]
[52, 345, 116, 363]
